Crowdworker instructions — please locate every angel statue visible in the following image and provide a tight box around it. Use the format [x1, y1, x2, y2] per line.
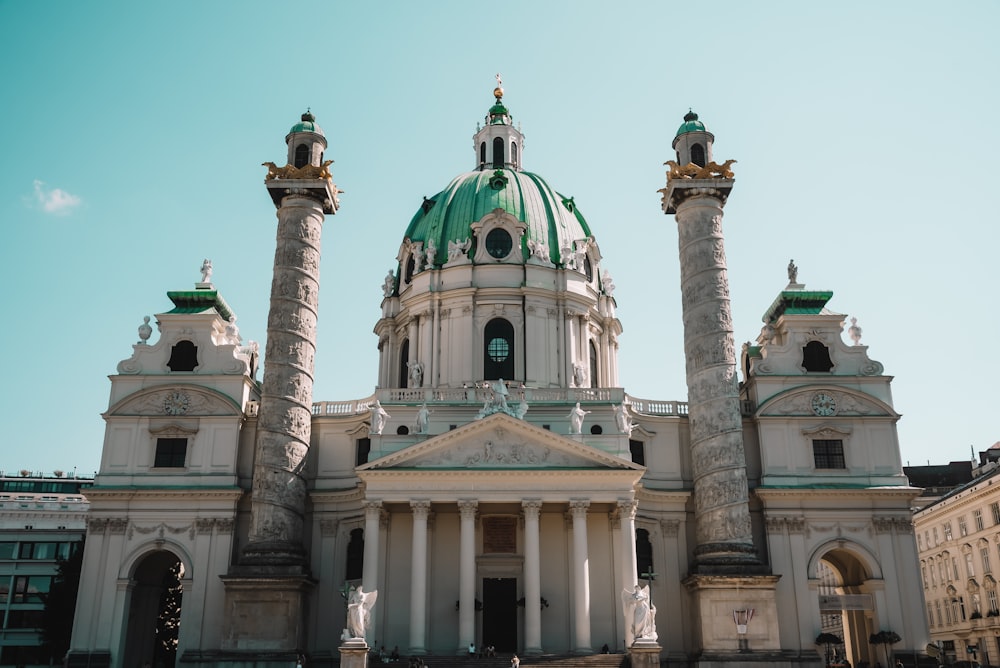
[346, 585, 378, 639]
[621, 583, 657, 646]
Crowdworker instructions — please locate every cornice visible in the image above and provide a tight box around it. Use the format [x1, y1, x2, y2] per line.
[756, 487, 920, 501]
[84, 487, 244, 501]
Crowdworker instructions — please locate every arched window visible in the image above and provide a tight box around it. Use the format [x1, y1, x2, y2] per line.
[404, 253, 415, 283]
[802, 341, 834, 372]
[399, 339, 410, 388]
[345, 528, 364, 580]
[511, 141, 518, 167]
[294, 143, 310, 168]
[636, 529, 654, 580]
[492, 137, 505, 169]
[484, 318, 515, 380]
[480, 142, 486, 166]
[589, 340, 599, 388]
[167, 340, 198, 372]
[583, 255, 593, 282]
[691, 143, 706, 167]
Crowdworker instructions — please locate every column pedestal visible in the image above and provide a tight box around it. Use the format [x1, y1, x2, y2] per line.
[629, 641, 662, 668]
[340, 640, 370, 668]
[683, 575, 800, 667]
[219, 575, 315, 652]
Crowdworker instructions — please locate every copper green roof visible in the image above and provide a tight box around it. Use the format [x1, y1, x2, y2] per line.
[289, 111, 324, 136]
[166, 290, 235, 321]
[401, 169, 591, 270]
[762, 290, 834, 323]
[489, 103, 510, 123]
[675, 110, 707, 137]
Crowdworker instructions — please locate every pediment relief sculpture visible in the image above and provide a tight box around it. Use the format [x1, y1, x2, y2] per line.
[364, 416, 636, 471]
[761, 389, 891, 417]
[109, 387, 241, 417]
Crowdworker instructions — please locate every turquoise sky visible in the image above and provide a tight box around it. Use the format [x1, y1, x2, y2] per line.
[1, 1, 996, 475]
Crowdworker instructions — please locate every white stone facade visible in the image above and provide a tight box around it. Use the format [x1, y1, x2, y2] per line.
[67, 104, 929, 668]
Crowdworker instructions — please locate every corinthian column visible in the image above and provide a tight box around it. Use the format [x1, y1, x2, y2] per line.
[522, 499, 543, 655]
[569, 500, 592, 653]
[409, 500, 431, 654]
[457, 500, 477, 653]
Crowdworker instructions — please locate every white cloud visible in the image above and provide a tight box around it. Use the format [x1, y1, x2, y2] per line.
[33, 179, 82, 215]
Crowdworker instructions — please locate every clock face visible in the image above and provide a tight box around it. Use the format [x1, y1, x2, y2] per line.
[811, 393, 837, 417]
[163, 391, 190, 416]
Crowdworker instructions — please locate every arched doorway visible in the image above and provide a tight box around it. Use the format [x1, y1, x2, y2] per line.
[122, 550, 184, 668]
[817, 547, 878, 667]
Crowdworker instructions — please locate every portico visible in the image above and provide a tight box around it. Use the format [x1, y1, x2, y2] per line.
[353, 413, 644, 655]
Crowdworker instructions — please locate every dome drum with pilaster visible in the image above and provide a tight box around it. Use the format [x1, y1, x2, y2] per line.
[375, 86, 621, 390]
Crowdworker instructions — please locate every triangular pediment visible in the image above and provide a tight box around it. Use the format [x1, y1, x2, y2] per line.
[359, 413, 642, 472]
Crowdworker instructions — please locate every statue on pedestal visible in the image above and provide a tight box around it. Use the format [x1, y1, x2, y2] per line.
[621, 584, 657, 645]
[346, 586, 378, 639]
[370, 400, 390, 435]
[567, 402, 590, 435]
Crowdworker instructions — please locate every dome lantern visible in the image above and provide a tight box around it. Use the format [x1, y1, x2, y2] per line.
[671, 109, 715, 168]
[473, 75, 523, 171]
[285, 109, 328, 169]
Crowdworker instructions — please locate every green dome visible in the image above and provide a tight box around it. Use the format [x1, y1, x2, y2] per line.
[289, 111, 324, 136]
[675, 110, 706, 137]
[401, 169, 591, 269]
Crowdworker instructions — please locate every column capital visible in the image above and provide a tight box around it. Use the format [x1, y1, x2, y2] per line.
[522, 499, 543, 515]
[364, 500, 383, 515]
[458, 499, 479, 519]
[410, 499, 432, 518]
[568, 499, 591, 517]
[617, 498, 638, 519]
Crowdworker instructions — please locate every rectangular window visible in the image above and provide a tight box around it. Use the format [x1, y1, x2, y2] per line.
[975, 510, 985, 532]
[935, 600, 942, 627]
[959, 516, 968, 537]
[12, 575, 51, 603]
[355, 437, 371, 467]
[983, 546, 992, 574]
[0, 542, 15, 559]
[953, 557, 960, 580]
[966, 552, 976, 578]
[154, 437, 188, 468]
[944, 522, 953, 540]
[0, 577, 8, 603]
[629, 439, 646, 466]
[812, 439, 845, 469]
[990, 589, 1000, 614]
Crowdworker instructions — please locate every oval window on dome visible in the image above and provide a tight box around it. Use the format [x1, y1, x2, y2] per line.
[485, 228, 513, 259]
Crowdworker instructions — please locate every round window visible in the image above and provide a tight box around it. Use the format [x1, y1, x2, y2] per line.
[487, 337, 510, 362]
[485, 228, 513, 259]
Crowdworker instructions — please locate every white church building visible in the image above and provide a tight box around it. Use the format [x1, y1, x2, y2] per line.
[68, 86, 929, 668]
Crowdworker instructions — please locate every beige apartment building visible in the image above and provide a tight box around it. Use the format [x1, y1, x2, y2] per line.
[914, 446, 1000, 665]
